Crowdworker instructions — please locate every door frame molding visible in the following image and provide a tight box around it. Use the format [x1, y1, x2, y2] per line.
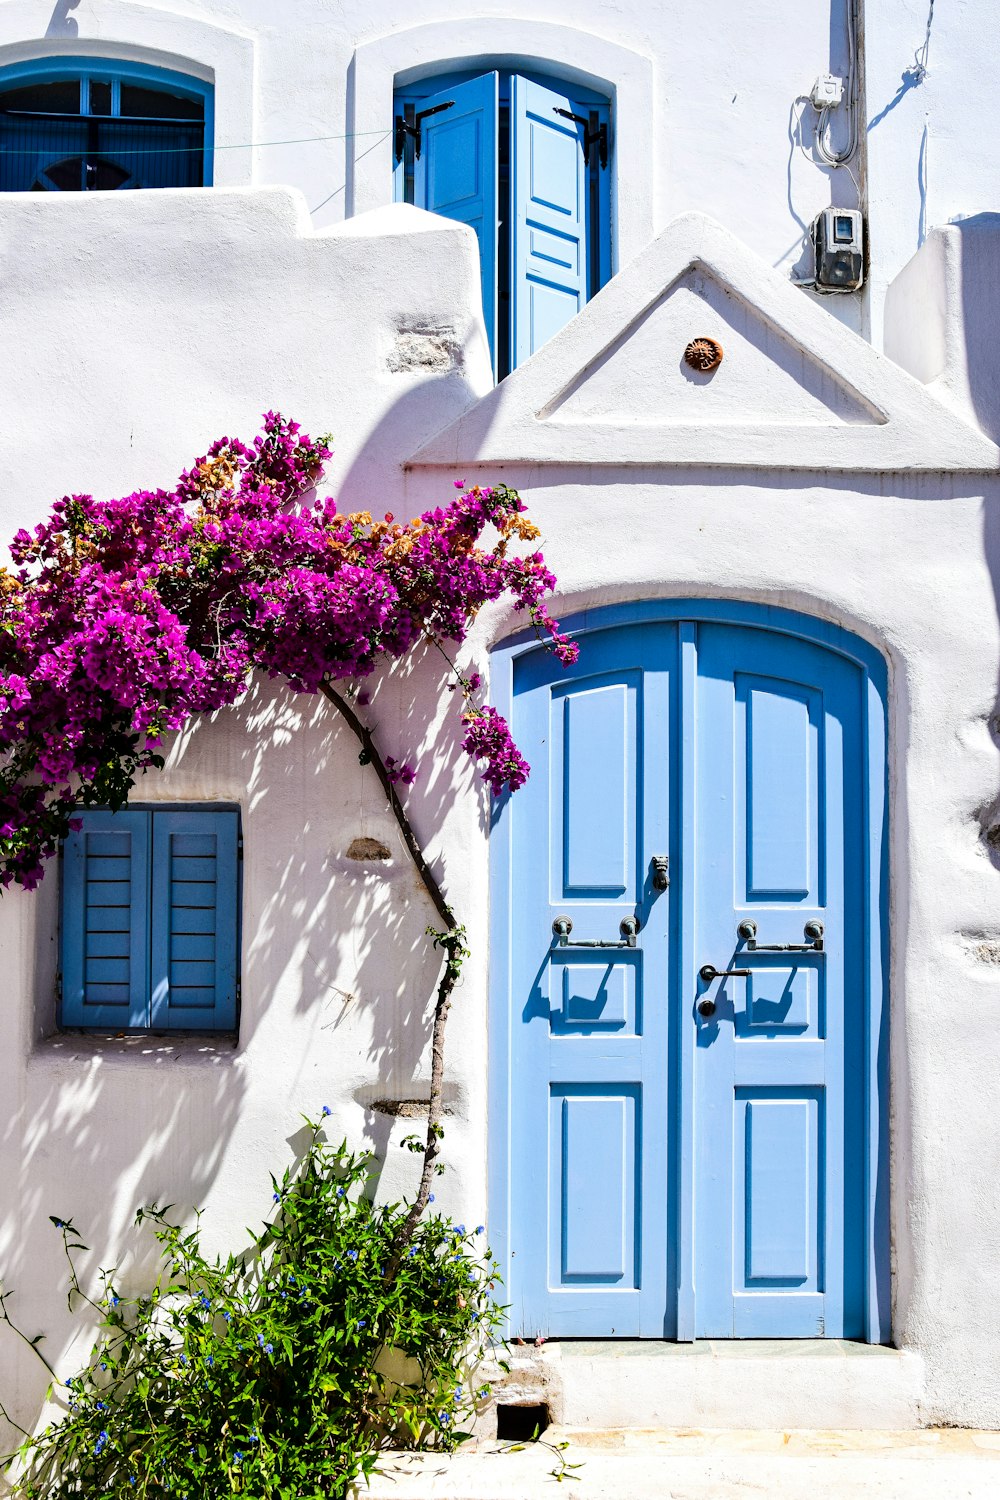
[488, 598, 891, 1343]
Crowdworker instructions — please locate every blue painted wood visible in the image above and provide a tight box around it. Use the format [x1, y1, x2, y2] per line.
[511, 76, 589, 368]
[507, 624, 674, 1337]
[494, 603, 888, 1341]
[150, 810, 239, 1032]
[693, 624, 862, 1337]
[61, 810, 151, 1029]
[414, 73, 498, 370]
[0, 58, 213, 190]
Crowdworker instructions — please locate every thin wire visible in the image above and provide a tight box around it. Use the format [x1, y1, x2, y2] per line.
[0, 127, 392, 158]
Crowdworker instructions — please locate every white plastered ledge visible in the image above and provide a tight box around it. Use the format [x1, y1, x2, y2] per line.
[408, 212, 1000, 473]
[0, 0, 256, 187]
[348, 17, 656, 270]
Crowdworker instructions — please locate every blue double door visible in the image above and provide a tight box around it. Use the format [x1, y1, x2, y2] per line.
[502, 616, 881, 1339]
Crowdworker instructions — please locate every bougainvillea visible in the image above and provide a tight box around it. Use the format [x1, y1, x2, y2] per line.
[0, 413, 576, 889]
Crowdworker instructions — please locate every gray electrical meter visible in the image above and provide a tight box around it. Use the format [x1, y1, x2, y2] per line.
[813, 207, 865, 291]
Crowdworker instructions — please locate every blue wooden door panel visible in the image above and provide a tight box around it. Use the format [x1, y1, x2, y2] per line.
[415, 73, 498, 369]
[693, 624, 863, 1339]
[503, 611, 879, 1341]
[61, 810, 150, 1029]
[150, 810, 238, 1032]
[508, 623, 674, 1337]
[511, 76, 589, 367]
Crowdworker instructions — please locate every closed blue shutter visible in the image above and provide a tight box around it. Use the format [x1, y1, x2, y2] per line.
[149, 809, 239, 1032]
[510, 76, 608, 367]
[414, 73, 499, 370]
[61, 810, 151, 1029]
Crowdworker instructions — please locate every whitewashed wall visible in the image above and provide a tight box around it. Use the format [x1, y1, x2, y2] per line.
[0, 0, 999, 342]
[1, 0, 1000, 1452]
[0, 191, 999, 1438]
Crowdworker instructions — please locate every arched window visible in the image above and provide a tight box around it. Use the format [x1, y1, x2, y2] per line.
[0, 58, 213, 193]
[394, 68, 611, 379]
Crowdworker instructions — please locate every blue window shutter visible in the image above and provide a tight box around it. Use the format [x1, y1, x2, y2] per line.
[414, 73, 499, 372]
[61, 810, 151, 1029]
[150, 810, 239, 1032]
[510, 76, 609, 368]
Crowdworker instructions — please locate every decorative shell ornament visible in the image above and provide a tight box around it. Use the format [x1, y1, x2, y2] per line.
[683, 336, 724, 372]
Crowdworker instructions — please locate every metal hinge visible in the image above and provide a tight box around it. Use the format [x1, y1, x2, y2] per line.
[394, 99, 454, 163]
[553, 107, 608, 169]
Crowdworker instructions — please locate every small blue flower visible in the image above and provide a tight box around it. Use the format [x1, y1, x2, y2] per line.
[455, 1224, 466, 1235]
[222, 1311, 231, 1323]
[96, 1401, 107, 1411]
[439, 1411, 451, 1425]
[273, 1192, 280, 1203]
[179, 1354, 188, 1366]
[475, 1225, 485, 1235]
[95, 1430, 109, 1456]
[347, 1249, 358, 1261]
[429, 1194, 435, 1203]
[249, 1432, 259, 1444]
[357, 1319, 367, 1328]
[205, 1355, 214, 1367]
[199, 1294, 211, 1310]
[233, 1450, 244, 1463]
[110, 1296, 120, 1308]
[322, 1105, 331, 1116]
[336, 1187, 345, 1198]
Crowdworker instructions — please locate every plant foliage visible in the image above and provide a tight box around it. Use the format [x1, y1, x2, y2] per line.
[0, 414, 576, 889]
[1, 1115, 503, 1497]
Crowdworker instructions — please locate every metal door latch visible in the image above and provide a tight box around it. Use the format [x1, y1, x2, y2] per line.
[737, 919, 825, 953]
[552, 915, 639, 949]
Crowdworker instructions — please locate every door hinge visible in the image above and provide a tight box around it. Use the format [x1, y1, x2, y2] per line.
[553, 107, 608, 169]
[394, 99, 454, 164]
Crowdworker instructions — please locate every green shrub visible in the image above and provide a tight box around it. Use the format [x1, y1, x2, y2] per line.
[1, 1114, 503, 1498]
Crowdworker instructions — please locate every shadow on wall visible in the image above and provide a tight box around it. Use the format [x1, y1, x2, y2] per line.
[0, 641, 487, 1443]
[955, 216, 1000, 864]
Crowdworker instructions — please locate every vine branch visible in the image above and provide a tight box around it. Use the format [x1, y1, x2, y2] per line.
[319, 681, 462, 1266]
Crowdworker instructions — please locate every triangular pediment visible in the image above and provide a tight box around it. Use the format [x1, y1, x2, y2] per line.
[409, 213, 999, 471]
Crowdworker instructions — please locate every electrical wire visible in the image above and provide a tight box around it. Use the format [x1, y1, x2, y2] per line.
[814, 0, 859, 168]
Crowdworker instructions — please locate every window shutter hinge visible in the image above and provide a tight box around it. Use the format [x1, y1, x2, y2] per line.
[553, 107, 608, 169]
[394, 99, 454, 164]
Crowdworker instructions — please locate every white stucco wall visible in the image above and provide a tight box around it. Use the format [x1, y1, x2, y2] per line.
[1, 0, 999, 344]
[0, 188, 999, 1443]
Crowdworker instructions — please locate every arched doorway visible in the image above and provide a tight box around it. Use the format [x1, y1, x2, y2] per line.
[489, 601, 889, 1341]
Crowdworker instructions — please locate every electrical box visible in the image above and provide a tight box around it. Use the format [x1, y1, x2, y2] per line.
[813, 207, 865, 291]
[811, 73, 845, 108]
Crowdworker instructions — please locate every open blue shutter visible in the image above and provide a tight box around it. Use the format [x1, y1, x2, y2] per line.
[61, 810, 150, 1029]
[415, 73, 498, 371]
[150, 810, 239, 1032]
[511, 76, 605, 368]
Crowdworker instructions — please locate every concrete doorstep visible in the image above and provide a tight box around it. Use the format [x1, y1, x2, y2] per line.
[360, 1426, 1000, 1500]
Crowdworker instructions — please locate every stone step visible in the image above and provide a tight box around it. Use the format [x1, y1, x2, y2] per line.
[363, 1425, 1000, 1500]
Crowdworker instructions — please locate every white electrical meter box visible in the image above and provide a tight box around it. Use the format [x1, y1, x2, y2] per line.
[813, 207, 865, 291]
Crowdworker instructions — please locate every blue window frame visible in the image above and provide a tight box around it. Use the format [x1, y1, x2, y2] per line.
[394, 69, 612, 379]
[0, 58, 213, 193]
[60, 807, 239, 1034]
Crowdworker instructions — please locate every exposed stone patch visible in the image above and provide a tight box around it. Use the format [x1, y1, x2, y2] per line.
[370, 1098, 457, 1118]
[965, 935, 1000, 965]
[387, 326, 462, 374]
[345, 836, 392, 862]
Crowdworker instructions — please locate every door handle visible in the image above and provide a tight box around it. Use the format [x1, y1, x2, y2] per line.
[699, 964, 752, 984]
[552, 916, 639, 949]
[737, 920, 825, 953]
[697, 963, 751, 1018]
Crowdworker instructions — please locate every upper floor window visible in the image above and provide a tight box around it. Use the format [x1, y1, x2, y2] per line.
[394, 69, 611, 379]
[60, 807, 239, 1034]
[0, 58, 213, 193]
